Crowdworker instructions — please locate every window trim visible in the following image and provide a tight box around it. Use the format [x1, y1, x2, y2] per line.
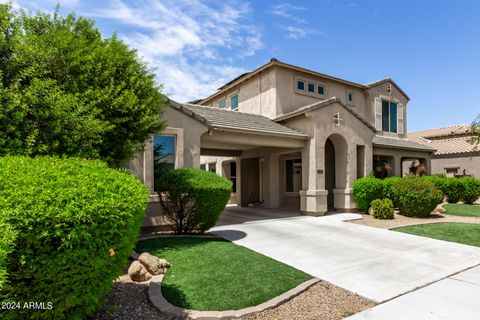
[307, 82, 315, 93]
[296, 79, 306, 91]
[148, 127, 183, 192]
[346, 89, 354, 105]
[218, 99, 226, 109]
[295, 76, 327, 98]
[229, 94, 239, 111]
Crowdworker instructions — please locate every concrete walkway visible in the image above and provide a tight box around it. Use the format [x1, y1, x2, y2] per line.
[347, 265, 480, 319]
[210, 212, 480, 303]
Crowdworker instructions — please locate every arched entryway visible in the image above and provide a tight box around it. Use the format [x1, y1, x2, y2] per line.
[324, 134, 348, 211]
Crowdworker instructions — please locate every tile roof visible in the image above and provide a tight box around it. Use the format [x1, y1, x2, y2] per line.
[372, 135, 435, 152]
[409, 124, 471, 139]
[409, 125, 478, 155]
[274, 97, 377, 132]
[168, 99, 309, 139]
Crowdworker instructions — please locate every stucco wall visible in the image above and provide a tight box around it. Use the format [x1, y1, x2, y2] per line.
[275, 66, 368, 118]
[126, 106, 208, 192]
[431, 154, 480, 178]
[365, 82, 409, 139]
[207, 68, 277, 118]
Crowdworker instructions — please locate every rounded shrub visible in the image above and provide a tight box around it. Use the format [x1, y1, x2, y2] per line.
[461, 177, 480, 204]
[0, 156, 149, 319]
[443, 178, 465, 203]
[157, 168, 232, 234]
[381, 176, 403, 206]
[422, 175, 448, 198]
[392, 177, 443, 217]
[371, 199, 395, 219]
[353, 175, 384, 212]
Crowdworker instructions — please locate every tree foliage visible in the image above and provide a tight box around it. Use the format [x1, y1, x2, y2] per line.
[470, 114, 480, 146]
[0, 4, 165, 166]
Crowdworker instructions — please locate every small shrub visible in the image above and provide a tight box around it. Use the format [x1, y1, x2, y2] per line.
[0, 156, 149, 319]
[443, 178, 465, 203]
[422, 175, 448, 198]
[381, 176, 403, 206]
[157, 168, 232, 234]
[353, 175, 384, 212]
[371, 199, 395, 219]
[462, 177, 480, 204]
[392, 177, 443, 217]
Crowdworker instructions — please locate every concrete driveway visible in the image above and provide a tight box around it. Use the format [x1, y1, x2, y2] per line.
[210, 211, 480, 303]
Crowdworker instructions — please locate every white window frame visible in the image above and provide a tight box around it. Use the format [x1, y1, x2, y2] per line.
[228, 91, 239, 111]
[375, 96, 404, 135]
[218, 98, 226, 109]
[295, 75, 327, 98]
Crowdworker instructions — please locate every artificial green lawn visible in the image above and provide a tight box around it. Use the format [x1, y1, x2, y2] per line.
[136, 237, 311, 311]
[393, 223, 480, 247]
[443, 204, 480, 217]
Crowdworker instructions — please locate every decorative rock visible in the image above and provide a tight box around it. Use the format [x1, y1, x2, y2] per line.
[138, 252, 170, 275]
[128, 260, 152, 282]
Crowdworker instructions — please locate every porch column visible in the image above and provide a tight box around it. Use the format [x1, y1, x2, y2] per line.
[393, 155, 402, 177]
[235, 157, 242, 206]
[300, 138, 328, 215]
[333, 143, 357, 212]
[264, 153, 280, 208]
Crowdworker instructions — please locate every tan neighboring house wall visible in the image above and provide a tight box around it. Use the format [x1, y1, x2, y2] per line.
[430, 154, 480, 178]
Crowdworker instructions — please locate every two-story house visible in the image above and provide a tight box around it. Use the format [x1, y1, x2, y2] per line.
[128, 58, 434, 219]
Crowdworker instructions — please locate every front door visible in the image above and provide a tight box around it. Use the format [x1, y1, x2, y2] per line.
[240, 158, 260, 206]
[325, 138, 336, 211]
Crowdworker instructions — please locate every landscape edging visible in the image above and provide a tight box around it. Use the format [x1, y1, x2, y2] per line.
[148, 275, 320, 319]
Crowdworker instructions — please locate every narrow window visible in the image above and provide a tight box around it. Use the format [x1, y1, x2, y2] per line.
[218, 99, 226, 109]
[230, 95, 238, 111]
[382, 100, 390, 132]
[317, 85, 325, 95]
[297, 80, 305, 91]
[308, 82, 315, 93]
[347, 90, 354, 103]
[153, 135, 176, 191]
[390, 102, 397, 133]
[230, 162, 237, 193]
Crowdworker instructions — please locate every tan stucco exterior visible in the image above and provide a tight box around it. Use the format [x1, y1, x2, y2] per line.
[128, 59, 434, 221]
[431, 153, 480, 178]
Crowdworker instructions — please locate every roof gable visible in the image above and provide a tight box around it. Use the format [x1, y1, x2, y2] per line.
[168, 99, 308, 139]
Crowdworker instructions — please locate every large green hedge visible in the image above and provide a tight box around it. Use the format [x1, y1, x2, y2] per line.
[0, 156, 149, 319]
[392, 178, 444, 217]
[352, 175, 384, 212]
[157, 168, 232, 234]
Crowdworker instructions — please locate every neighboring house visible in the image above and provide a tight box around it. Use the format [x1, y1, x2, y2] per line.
[409, 125, 480, 177]
[128, 58, 434, 218]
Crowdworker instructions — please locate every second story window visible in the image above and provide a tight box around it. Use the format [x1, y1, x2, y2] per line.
[347, 90, 354, 103]
[381, 100, 397, 133]
[307, 82, 315, 93]
[375, 98, 404, 134]
[230, 94, 238, 111]
[297, 80, 305, 91]
[317, 84, 325, 96]
[218, 99, 226, 109]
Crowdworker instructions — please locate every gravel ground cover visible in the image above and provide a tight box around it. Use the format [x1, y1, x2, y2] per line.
[91, 272, 375, 320]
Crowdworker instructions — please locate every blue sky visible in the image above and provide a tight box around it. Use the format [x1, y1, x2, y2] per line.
[6, 0, 480, 131]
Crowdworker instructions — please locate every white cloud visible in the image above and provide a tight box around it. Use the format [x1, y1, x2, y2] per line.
[84, 0, 263, 102]
[270, 3, 306, 23]
[281, 25, 324, 39]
